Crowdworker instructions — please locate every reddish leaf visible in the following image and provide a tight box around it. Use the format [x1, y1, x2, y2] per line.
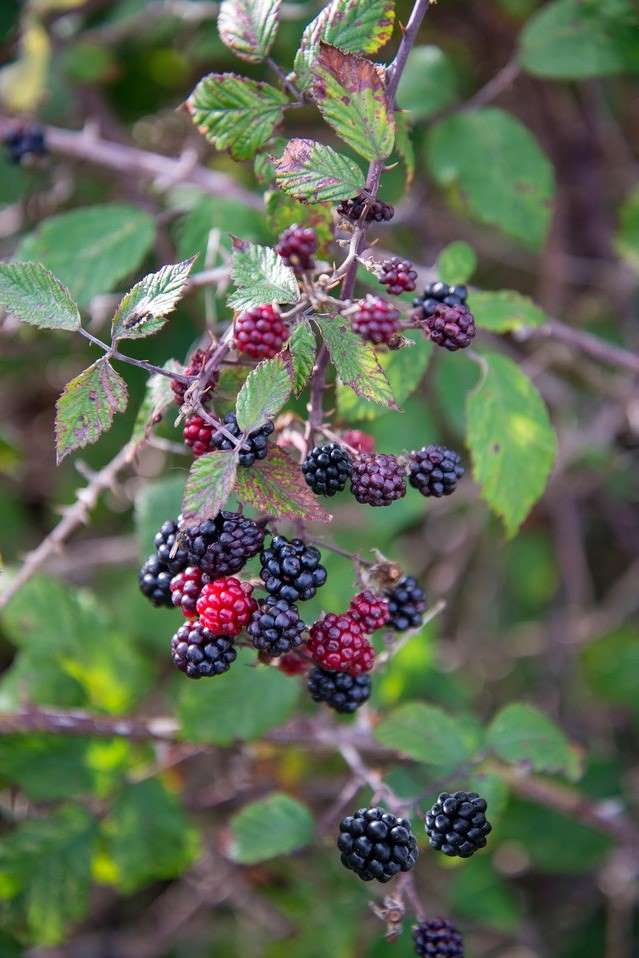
[235, 446, 332, 522]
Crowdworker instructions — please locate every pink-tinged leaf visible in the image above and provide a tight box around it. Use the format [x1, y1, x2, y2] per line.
[273, 138, 365, 203]
[55, 359, 128, 463]
[218, 0, 281, 63]
[182, 451, 238, 527]
[316, 317, 397, 408]
[235, 446, 332, 522]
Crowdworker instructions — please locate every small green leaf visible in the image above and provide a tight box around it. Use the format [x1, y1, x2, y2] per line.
[182, 450, 238, 526]
[178, 647, 299, 744]
[288, 319, 317, 394]
[187, 73, 289, 161]
[218, 0, 281, 63]
[228, 240, 299, 311]
[337, 334, 431, 421]
[0, 261, 80, 331]
[437, 241, 477, 285]
[396, 45, 459, 120]
[488, 702, 579, 778]
[274, 138, 365, 203]
[111, 258, 195, 342]
[614, 187, 639, 272]
[375, 702, 478, 769]
[235, 446, 331, 522]
[229, 793, 314, 864]
[468, 289, 546, 333]
[131, 359, 183, 442]
[316, 316, 396, 408]
[55, 359, 128, 464]
[466, 352, 557, 536]
[312, 43, 395, 162]
[235, 354, 293, 432]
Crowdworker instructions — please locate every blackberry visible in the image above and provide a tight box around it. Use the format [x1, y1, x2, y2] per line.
[183, 414, 214, 457]
[212, 412, 274, 467]
[337, 807, 418, 882]
[424, 304, 476, 352]
[337, 193, 394, 224]
[234, 305, 288, 360]
[247, 596, 307, 656]
[350, 454, 406, 507]
[276, 225, 317, 274]
[385, 576, 427, 632]
[409, 445, 464, 498]
[351, 295, 401, 346]
[425, 791, 491, 858]
[307, 666, 371, 714]
[170, 620, 237, 679]
[302, 442, 353, 496]
[413, 282, 468, 318]
[412, 919, 464, 958]
[379, 257, 418, 295]
[196, 577, 257, 637]
[184, 511, 265, 578]
[171, 348, 218, 407]
[154, 519, 189, 575]
[342, 429, 376, 455]
[348, 590, 390, 632]
[259, 535, 327, 602]
[307, 613, 375, 674]
[138, 555, 173, 608]
[170, 566, 209, 617]
[4, 124, 47, 165]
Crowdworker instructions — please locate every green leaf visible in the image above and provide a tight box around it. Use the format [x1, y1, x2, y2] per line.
[186, 73, 288, 161]
[468, 289, 546, 333]
[488, 703, 578, 778]
[519, 0, 639, 79]
[229, 793, 314, 864]
[218, 0, 281, 63]
[16, 204, 155, 307]
[0, 736, 94, 801]
[111, 258, 195, 342]
[228, 240, 299, 311]
[294, 0, 395, 89]
[274, 138, 365, 203]
[466, 352, 557, 536]
[450, 857, 522, 932]
[178, 647, 299, 744]
[134, 474, 185, 558]
[425, 108, 554, 249]
[396, 45, 459, 121]
[102, 780, 199, 893]
[614, 187, 639, 272]
[182, 450, 238, 526]
[55, 359, 128, 464]
[375, 702, 478, 768]
[581, 627, 639, 708]
[316, 317, 396, 408]
[437, 241, 477, 285]
[235, 446, 332, 522]
[0, 261, 80, 331]
[235, 354, 293, 432]
[311, 43, 394, 162]
[0, 806, 97, 946]
[337, 334, 431, 421]
[131, 359, 182, 442]
[288, 319, 317, 394]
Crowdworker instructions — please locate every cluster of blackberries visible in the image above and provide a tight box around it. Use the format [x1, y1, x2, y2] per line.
[409, 445, 464, 498]
[350, 295, 401, 346]
[233, 303, 288, 360]
[424, 791, 492, 858]
[385, 576, 427, 632]
[412, 919, 464, 957]
[337, 192, 394, 224]
[4, 124, 47, 165]
[412, 282, 476, 352]
[379, 257, 418, 295]
[301, 442, 352, 496]
[337, 807, 418, 882]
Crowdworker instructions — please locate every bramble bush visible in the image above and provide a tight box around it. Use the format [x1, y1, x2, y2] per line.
[0, 0, 638, 955]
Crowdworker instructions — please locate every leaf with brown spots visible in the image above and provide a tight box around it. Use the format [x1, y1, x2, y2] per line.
[55, 359, 128, 463]
[182, 451, 238, 527]
[235, 446, 332, 522]
[218, 0, 281, 63]
[273, 138, 365, 203]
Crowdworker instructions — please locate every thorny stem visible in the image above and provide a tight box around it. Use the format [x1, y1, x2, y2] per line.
[79, 328, 193, 383]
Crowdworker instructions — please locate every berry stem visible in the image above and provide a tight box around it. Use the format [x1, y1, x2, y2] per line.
[79, 327, 194, 383]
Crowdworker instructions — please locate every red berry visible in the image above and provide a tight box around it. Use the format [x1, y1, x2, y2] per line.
[348, 590, 390, 632]
[171, 348, 218, 406]
[170, 566, 209, 618]
[276, 225, 317, 274]
[342, 430, 376, 455]
[379, 257, 417, 295]
[183, 414, 214, 457]
[351, 295, 401, 346]
[307, 613, 375, 675]
[278, 651, 309, 676]
[196, 577, 257, 637]
[234, 305, 288, 360]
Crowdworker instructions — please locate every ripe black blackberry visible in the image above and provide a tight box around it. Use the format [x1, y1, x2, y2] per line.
[425, 791, 492, 858]
[351, 295, 401, 346]
[379, 257, 418, 295]
[276, 224, 317, 274]
[409, 445, 464, 498]
[413, 281, 468, 318]
[211, 412, 274, 467]
[170, 620, 237, 678]
[184, 511, 265, 578]
[302, 442, 353, 496]
[385, 576, 427, 631]
[260, 535, 327, 602]
[424, 304, 476, 352]
[337, 807, 418, 882]
[350, 454, 406, 507]
[247, 596, 307, 656]
[138, 555, 173, 608]
[337, 193, 394, 224]
[154, 519, 189, 575]
[307, 666, 371, 714]
[412, 919, 464, 958]
[4, 124, 47, 165]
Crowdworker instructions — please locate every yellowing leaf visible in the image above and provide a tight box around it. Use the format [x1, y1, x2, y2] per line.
[0, 18, 50, 112]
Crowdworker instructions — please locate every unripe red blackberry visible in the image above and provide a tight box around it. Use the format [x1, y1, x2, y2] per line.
[348, 591, 390, 632]
[337, 807, 418, 882]
[276, 224, 317, 274]
[385, 576, 427, 632]
[247, 596, 307, 656]
[234, 305, 287, 360]
[337, 193, 394, 224]
[184, 511, 265, 578]
[350, 454, 407, 507]
[424, 304, 476, 351]
[278, 651, 309, 676]
[412, 918, 464, 958]
[196, 577, 257, 637]
[307, 613, 375, 675]
[183, 414, 214, 457]
[302, 442, 353, 496]
[409, 445, 464, 498]
[138, 555, 173, 608]
[379, 257, 418, 295]
[259, 535, 327, 602]
[351, 295, 401, 346]
[425, 790, 492, 858]
[171, 348, 218, 407]
[170, 566, 209, 618]
[212, 412, 274, 467]
[342, 429, 376, 455]
[307, 666, 371, 713]
[170, 620, 237, 679]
